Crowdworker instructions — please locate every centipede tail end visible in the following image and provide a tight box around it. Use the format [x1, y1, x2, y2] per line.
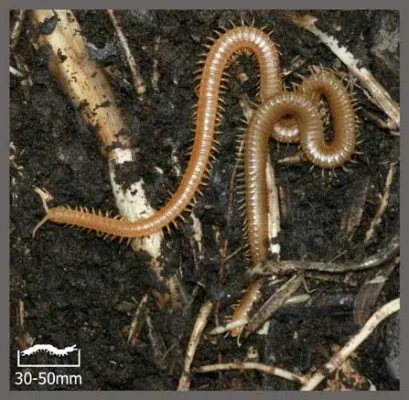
[32, 187, 52, 238]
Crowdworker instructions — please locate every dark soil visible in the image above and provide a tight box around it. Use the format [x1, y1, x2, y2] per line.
[10, 10, 399, 391]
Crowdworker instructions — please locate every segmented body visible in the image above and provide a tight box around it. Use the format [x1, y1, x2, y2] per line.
[43, 26, 282, 238]
[35, 25, 357, 338]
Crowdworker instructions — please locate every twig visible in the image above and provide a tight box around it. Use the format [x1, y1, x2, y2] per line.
[249, 232, 399, 276]
[266, 156, 281, 258]
[282, 55, 307, 77]
[300, 298, 400, 391]
[245, 274, 304, 336]
[194, 362, 308, 386]
[209, 316, 248, 335]
[353, 257, 398, 327]
[31, 10, 170, 308]
[361, 109, 400, 132]
[151, 35, 161, 91]
[178, 300, 214, 391]
[223, 245, 247, 265]
[17, 299, 25, 328]
[286, 12, 400, 130]
[340, 175, 371, 242]
[365, 161, 397, 243]
[145, 309, 168, 370]
[31, 10, 128, 149]
[127, 294, 148, 344]
[107, 9, 146, 95]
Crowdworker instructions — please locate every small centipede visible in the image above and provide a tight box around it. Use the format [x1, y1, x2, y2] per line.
[33, 24, 282, 239]
[230, 71, 357, 337]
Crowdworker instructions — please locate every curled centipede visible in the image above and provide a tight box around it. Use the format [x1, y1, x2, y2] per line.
[230, 70, 358, 337]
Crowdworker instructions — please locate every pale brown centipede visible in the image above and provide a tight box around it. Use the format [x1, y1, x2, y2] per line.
[34, 25, 282, 238]
[230, 72, 357, 337]
[273, 69, 356, 168]
[33, 24, 358, 340]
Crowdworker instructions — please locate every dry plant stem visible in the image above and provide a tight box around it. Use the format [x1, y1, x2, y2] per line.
[178, 300, 214, 391]
[17, 299, 25, 328]
[287, 12, 400, 130]
[249, 232, 399, 277]
[194, 362, 307, 385]
[209, 317, 248, 335]
[127, 294, 148, 344]
[31, 10, 129, 150]
[10, 10, 26, 50]
[245, 274, 304, 336]
[353, 258, 398, 327]
[151, 35, 161, 91]
[145, 311, 167, 370]
[109, 148, 171, 307]
[365, 161, 397, 243]
[301, 298, 400, 391]
[31, 10, 169, 306]
[340, 175, 371, 242]
[107, 9, 146, 95]
[266, 155, 281, 257]
[361, 109, 399, 131]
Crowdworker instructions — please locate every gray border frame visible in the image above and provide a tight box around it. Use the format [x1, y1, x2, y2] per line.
[5, 1, 404, 399]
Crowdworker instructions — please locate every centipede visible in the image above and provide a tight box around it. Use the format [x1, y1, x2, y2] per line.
[33, 23, 358, 339]
[34, 24, 282, 239]
[229, 71, 358, 337]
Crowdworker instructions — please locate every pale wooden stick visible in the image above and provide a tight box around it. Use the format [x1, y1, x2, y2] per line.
[287, 12, 400, 130]
[107, 9, 146, 95]
[194, 362, 307, 385]
[365, 161, 397, 243]
[178, 300, 214, 391]
[31, 10, 172, 307]
[301, 298, 400, 391]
